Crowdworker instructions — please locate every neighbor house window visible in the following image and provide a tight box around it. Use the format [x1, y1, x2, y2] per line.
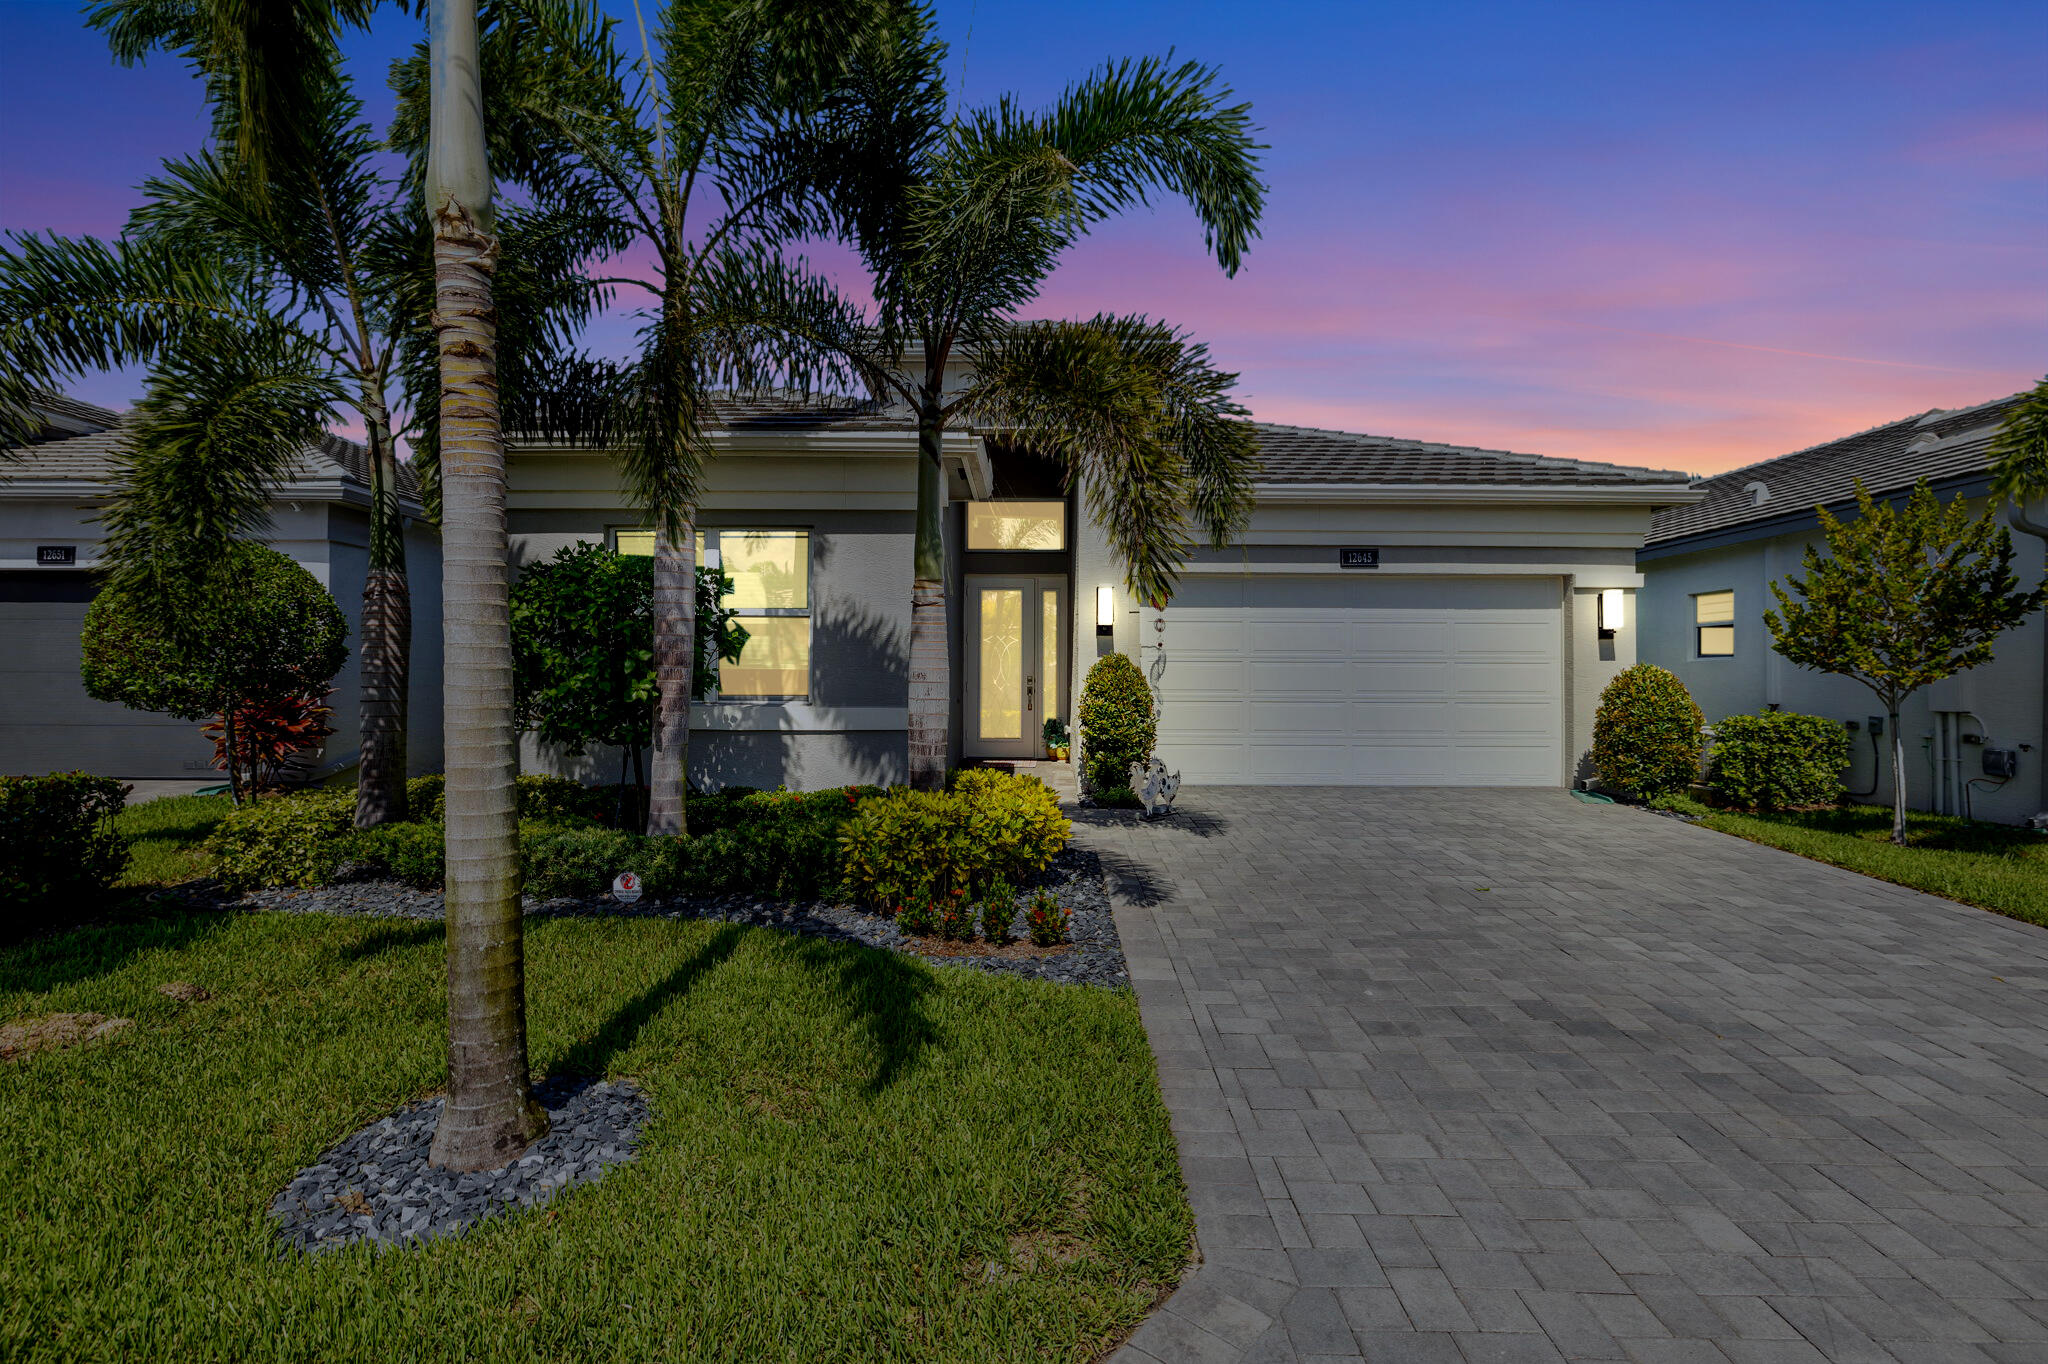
[1694, 590, 1735, 656]
[967, 500, 1065, 551]
[610, 527, 811, 698]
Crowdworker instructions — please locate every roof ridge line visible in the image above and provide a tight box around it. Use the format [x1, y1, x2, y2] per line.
[1693, 391, 2022, 487]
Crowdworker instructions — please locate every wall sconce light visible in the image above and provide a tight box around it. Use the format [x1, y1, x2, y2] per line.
[1096, 585, 1115, 636]
[1598, 588, 1625, 639]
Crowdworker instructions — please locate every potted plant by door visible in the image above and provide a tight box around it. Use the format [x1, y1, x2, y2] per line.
[1043, 717, 1070, 762]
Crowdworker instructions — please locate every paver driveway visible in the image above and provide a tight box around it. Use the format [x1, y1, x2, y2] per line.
[1075, 788, 2048, 1364]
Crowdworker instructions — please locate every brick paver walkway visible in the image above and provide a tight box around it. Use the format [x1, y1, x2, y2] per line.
[1077, 789, 2048, 1364]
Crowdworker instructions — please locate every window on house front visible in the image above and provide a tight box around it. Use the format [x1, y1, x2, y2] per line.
[966, 500, 1065, 551]
[1694, 590, 1735, 656]
[609, 527, 811, 699]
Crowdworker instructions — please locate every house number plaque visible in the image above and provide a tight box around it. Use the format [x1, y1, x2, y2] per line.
[1338, 547, 1380, 569]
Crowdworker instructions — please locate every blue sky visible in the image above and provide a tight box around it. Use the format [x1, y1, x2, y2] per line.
[2, 0, 2043, 472]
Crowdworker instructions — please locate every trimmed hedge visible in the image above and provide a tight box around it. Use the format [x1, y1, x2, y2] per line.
[0, 773, 128, 934]
[839, 769, 1069, 907]
[1707, 711, 1851, 811]
[1591, 664, 1703, 799]
[1078, 653, 1155, 793]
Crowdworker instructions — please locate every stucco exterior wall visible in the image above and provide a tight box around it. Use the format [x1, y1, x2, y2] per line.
[507, 499, 915, 792]
[1640, 502, 2046, 826]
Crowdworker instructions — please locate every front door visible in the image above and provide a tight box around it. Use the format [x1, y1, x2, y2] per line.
[965, 575, 1065, 758]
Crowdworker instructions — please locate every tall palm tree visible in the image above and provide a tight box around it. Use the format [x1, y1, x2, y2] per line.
[824, 16, 1268, 786]
[423, 0, 545, 1172]
[395, 0, 903, 835]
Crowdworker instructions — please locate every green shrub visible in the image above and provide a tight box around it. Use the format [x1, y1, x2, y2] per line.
[1091, 785, 1141, 809]
[406, 774, 446, 820]
[897, 894, 938, 937]
[519, 822, 649, 899]
[937, 888, 975, 941]
[1078, 653, 1155, 792]
[980, 881, 1016, 944]
[1, 773, 128, 933]
[838, 771, 1069, 907]
[515, 774, 609, 825]
[1591, 664, 1704, 799]
[337, 820, 445, 888]
[1707, 711, 1851, 811]
[1025, 888, 1070, 947]
[204, 788, 359, 890]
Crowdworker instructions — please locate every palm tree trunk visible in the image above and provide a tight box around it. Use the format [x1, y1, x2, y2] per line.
[646, 523, 696, 835]
[907, 402, 948, 790]
[355, 385, 412, 828]
[426, 0, 543, 1174]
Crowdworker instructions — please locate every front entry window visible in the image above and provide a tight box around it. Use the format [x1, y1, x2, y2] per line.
[967, 501, 1065, 550]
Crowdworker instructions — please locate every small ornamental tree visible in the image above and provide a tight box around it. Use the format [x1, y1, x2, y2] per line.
[1766, 479, 2047, 844]
[1591, 664, 1703, 799]
[1989, 375, 2048, 506]
[509, 543, 745, 818]
[1078, 652, 1157, 794]
[80, 543, 348, 804]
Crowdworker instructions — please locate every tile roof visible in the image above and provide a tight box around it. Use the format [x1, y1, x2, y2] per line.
[0, 412, 415, 498]
[18, 393, 123, 443]
[1249, 422, 1692, 487]
[1646, 391, 2027, 546]
[709, 391, 913, 432]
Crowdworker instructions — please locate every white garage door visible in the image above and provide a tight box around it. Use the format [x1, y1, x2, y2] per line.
[1151, 575, 1563, 786]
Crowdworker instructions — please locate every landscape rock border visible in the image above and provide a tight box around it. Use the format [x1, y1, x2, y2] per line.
[158, 847, 1129, 990]
[269, 1076, 649, 1253]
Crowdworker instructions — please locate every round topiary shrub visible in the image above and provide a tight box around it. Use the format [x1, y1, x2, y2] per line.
[1077, 652, 1156, 793]
[1591, 663, 1703, 799]
[1706, 710, 1851, 811]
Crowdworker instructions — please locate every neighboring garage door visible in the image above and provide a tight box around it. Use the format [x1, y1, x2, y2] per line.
[1152, 575, 1563, 785]
[0, 571, 215, 778]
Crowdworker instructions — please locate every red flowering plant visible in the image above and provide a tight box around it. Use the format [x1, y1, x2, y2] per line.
[1025, 888, 1070, 947]
[202, 688, 335, 796]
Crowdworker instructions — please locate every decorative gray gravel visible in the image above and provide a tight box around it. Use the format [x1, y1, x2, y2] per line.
[164, 848, 1128, 988]
[269, 1076, 648, 1254]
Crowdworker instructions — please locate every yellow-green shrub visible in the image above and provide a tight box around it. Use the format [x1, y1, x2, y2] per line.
[203, 788, 359, 890]
[839, 770, 1068, 906]
[1591, 664, 1704, 799]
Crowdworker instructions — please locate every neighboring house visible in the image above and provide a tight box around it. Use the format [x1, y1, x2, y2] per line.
[0, 395, 443, 781]
[507, 368, 1701, 790]
[1639, 392, 2048, 828]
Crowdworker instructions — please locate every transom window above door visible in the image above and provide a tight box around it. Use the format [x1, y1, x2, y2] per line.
[609, 527, 811, 699]
[1693, 590, 1735, 657]
[966, 500, 1065, 551]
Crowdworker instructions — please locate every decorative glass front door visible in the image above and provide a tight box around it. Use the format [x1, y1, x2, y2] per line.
[966, 576, 1065, 758]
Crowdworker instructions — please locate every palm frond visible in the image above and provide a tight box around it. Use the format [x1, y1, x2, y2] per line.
[0, 232, 269, 448]
[961, 316, 1260, 603]
[96, 319, 346, 607]
[1989, 376, 2048, 506]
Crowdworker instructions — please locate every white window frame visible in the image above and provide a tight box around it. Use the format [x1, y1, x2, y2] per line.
[1692, 589, 1735, 658]
[702, 528, 811, 702]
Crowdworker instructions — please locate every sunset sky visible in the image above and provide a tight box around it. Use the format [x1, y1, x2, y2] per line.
[2, 0, 2043, 476]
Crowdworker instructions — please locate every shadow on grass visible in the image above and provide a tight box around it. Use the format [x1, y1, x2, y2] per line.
[555, 924, 748, 1077]
[337, 919, 445, 961]
[1749, 807, 2046, 858]
[0, 901, 238, 995]
[784, 932, 938, 1095]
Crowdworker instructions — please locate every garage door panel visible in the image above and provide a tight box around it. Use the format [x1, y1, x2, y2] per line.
[1154, 576, 1561, 786]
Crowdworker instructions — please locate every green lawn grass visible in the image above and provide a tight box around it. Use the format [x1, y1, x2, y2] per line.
[113, 793, 233, 887]
[1681, 802, 2048, 928]
[0, 911, 1190, 1362]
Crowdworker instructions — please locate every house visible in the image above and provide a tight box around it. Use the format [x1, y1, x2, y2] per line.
[1638, 392, 2047, 828]
[0, 395, 444, 780]
[507, 372, 1702, 790]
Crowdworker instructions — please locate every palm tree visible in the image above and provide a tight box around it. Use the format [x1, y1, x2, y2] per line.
[399, 0, 904, 835]
[423, 0, 546, 1172]
[825, 16, 1268, 786]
